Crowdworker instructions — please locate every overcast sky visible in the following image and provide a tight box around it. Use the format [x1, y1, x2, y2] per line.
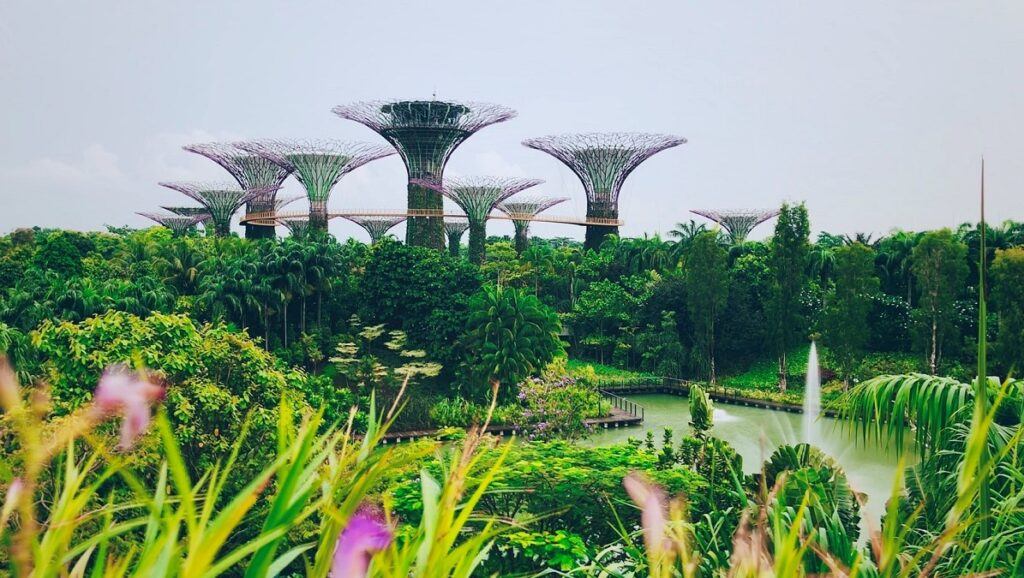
[1, 1, 1021, 242]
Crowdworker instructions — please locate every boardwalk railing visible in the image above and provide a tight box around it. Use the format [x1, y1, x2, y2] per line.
[596, 376, 841, 417]
[598, 389, 645, 421]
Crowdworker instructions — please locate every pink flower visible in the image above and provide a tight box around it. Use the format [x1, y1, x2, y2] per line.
[2, 478, 24, 517]
[92, 365, 165, 449]
[331, 507, 393, 578]
[623, 472, 669, 558]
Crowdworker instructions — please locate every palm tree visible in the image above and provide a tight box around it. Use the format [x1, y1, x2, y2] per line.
[462, 285, 563, 402]
[876, 230, 920, 302]
[806, 232, 844, 288]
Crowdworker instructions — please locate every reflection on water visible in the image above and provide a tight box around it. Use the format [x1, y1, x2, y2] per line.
[587, 393, 914, 524]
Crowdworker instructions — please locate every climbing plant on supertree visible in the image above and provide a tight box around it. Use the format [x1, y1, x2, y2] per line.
[333, 100, 516, 249]
[443, 218, 470, 258]
[413, 176, 542, 264]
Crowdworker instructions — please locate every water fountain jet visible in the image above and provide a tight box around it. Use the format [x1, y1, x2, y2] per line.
[803, 341, 822, 444]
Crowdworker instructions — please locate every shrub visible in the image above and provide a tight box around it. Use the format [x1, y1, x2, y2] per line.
[32, 311, 307, 474]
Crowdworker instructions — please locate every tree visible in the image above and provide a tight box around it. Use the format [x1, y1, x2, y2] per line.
[912, 229, 968, 374]
[991, 247, 1024, 373]
[358, 239, 481, 370]
[461, 286, 564, 402]
[766, 203, 810, 391]
[820, 243, 878, 388]
[685, 231, 729, 383]
[688, 383, 713, 439]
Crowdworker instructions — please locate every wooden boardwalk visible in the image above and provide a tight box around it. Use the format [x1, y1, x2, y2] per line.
[382, 406, 641, 444]
[240, 209, 623, 228]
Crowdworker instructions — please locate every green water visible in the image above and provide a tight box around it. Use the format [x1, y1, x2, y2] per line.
[587, 393, 912, 524]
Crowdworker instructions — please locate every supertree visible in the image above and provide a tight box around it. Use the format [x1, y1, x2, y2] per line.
[443, 218, 470, 258]
[159, 182, 271, 237]
[342, 216, 407, 244]
[522, 132, 686, 250]
[136, 212, 202, 236]
[237, 140, 394, 233]
[690, 208, 780, 244]
[497, 196, 570, 253]
[413, 176, 542, 264]
[281, 217, 311, 239]
[183, 142, 293, 240]
[162, 206, 213, 235]
[273, 194, 304, 212]
[332, 100, 517, 250]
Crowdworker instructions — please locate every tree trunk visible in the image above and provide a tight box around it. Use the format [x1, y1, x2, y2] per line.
[778, 351, 788, 392]
[930, 316, 939, 374]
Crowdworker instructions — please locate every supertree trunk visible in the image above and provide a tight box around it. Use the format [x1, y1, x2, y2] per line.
[468, 220, 487, 265]
[447, 232, 462, 257]
[309, 200, 328, 233]
[513, 220, 530, 254]
[214, 220, 232, 238]
[407, 181, 444, 249]
[584, 203, 618, 251]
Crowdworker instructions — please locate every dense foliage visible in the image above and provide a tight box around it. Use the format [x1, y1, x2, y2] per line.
[2, 207, 1024, 576]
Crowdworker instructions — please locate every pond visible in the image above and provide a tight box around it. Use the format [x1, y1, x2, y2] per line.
[587, 393, 914, 526]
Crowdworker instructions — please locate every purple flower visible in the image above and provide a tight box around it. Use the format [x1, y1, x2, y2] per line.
[92, 365, 165, 449]
[331, 507, 393, 578]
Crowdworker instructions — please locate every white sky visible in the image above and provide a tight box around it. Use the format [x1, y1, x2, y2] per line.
[1, 1, 1021, 242]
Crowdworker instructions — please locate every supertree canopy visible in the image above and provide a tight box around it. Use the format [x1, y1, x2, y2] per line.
[159, 181, 271, 237]
[136, 212, 202, 236]
[522, 132, 686, 250]
[162, 206, 213, 234]
[332, 100, 517, 250]
[691, 208, 780, 244]
[497, 196, 570, 253]
[413, 176, 541, 264]
[342, 216, 407, 244]
[443, 218, 470, 258]
[237, 140, 394, 232]
[281, 217, 311, 239]
[183, 142, 293, 240]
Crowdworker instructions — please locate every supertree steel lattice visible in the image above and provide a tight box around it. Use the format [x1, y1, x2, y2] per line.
[162, 206, 213, 235]
[522, 132, 686, 250]
[342, 216, 407, 244]
[332, 100, 517, 250]
[183, 142, 293, 240]
[281, 217, 311, 239]
[237, 140, 394, 233]
[413, 176, 542, 264]
[497, 196, 570, 254]
[136, 212, 202, 236]
[273, 194, 304, 212]
[443, 218, 470, 258]
[159, 182, 271, 237]
[690, 209, 780, 244]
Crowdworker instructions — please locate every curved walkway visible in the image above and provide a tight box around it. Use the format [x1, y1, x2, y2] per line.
[240, 209, 623, 228]
[597, 377, 840, 418]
